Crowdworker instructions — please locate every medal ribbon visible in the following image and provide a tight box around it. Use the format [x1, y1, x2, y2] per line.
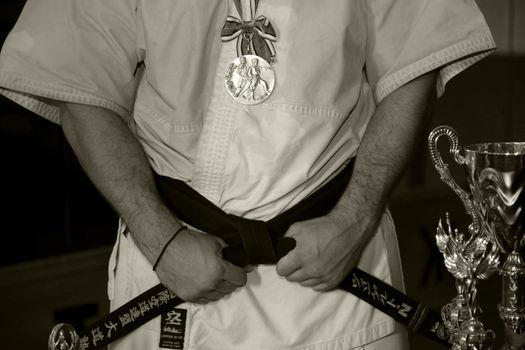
[221, 0, 277, 62]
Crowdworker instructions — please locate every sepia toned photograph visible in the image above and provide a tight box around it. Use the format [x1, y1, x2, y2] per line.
[0, 1, 523, 349]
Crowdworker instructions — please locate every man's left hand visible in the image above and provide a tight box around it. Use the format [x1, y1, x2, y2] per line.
[276, 215, 371, 292]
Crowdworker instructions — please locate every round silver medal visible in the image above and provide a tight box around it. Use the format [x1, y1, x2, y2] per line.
[48, 323, 79, 350]
[225, 55, 275, 105]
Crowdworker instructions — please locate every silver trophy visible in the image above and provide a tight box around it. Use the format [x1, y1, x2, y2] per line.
[437, 213, 498, 349]
[428, 125, 525, 349]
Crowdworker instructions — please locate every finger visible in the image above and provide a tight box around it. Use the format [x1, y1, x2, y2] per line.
[203, 290, 227, 301]
[285, 268, 311, 283]
[192, 297, 211, 304]
[244, 264, 255, 273]
[312, 282, 334, 292]
[215, 280, 240, 294]
[283, 222, 302, 238]
[189, 289, 227, 304]
[299, 278, 322, 287]
[276, 253, 301, 277]
[209, 235, 228, 249]
[222, 263, 248, 286]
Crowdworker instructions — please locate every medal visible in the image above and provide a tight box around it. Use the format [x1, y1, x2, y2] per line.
[221, 0, 277, 104]
[225, 55, 275, 105]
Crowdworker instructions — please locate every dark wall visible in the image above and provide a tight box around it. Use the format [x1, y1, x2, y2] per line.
[0, 0, 117, 266]
[390, 53, 525, 349]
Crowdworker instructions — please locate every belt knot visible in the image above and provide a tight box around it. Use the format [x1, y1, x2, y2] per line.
[221, 216, 295, 267]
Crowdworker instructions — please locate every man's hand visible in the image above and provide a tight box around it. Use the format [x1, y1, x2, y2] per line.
[155, 228, 249, 303]
[60, 102, 248, 304]
[276, 214, 372, 292]
[276, 71, 437, 293]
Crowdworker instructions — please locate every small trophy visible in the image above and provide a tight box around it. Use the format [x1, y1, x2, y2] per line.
[437, 213, 499, 349]
[428, 125, 525, 349]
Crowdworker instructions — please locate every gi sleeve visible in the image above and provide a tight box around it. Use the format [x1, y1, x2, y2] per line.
[0, 0, 141, 123]
[365, 0, 496, 103]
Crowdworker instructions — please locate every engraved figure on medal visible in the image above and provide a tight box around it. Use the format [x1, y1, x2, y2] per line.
[48, 323, 79, 350]
[225, 54, 275, 105]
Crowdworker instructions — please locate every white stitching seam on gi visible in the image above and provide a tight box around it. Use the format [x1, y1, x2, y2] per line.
[375, 32, 496, 103]
[250, 102, 348, 120]
[135, 103, 204, 134]
[0, 74, 130, 122]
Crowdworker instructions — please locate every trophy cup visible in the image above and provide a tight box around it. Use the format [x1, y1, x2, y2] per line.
[428, 125, 525, 349]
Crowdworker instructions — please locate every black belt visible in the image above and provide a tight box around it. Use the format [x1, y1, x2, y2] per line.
[155, 160, 356, 267]
[49, 160, 451, 349]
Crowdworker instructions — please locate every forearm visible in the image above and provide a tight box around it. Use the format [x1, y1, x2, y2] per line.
[329, 72, 437, 235]
[59, 103, 249, 300]
[277, 72, 437, 289]
[60, 103, 182, 263]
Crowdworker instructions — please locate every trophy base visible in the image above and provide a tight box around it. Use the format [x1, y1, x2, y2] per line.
[457, 319, 495, 350]
[501, 328, 525, 350]
[500, 345, 525, 350]
[499, 253, 525, 341]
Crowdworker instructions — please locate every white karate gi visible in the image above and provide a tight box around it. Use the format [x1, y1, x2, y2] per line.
[0, 0, 494, 348]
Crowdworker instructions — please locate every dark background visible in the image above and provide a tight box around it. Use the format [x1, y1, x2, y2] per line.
[0, 0, 524, 349]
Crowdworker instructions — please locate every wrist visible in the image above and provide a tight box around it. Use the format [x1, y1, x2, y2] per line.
[152, 225, 187, 270]
[326, 203, 382, 243]
[126, 201, 185, 265]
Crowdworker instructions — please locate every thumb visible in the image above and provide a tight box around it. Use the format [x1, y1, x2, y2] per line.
[222, 260, 248, 286]
[276, 248, 300, 277]
[283, 221, 302, 238]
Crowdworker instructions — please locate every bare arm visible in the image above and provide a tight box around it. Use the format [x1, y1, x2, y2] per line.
[60, 103, 247, 302]
[61, 104, 177, 253]
[276, 71, 437, 290]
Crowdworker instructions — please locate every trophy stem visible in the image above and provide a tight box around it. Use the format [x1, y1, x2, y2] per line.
[499, 252, 525, 349]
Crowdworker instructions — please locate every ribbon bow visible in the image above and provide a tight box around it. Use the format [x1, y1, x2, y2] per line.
[221, 15, 277, 63]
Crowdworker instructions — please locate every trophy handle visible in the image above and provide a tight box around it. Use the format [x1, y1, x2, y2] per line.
[428, 126, 480, 234]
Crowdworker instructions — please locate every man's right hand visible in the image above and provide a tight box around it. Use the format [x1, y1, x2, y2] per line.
[59, 103, 247, 304]
[153, 228, 248, 303]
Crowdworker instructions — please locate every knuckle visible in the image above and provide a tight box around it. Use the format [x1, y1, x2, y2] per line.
[306, 263, 323, 278]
